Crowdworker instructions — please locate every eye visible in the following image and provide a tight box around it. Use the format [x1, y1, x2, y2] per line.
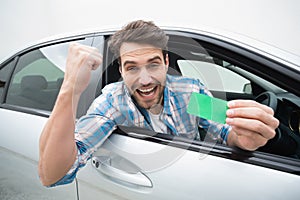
[127, 66, 138, 71]
[148, 63, 160, 68]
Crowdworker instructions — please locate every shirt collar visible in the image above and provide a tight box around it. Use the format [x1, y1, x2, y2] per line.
[162, 75, 173, 116]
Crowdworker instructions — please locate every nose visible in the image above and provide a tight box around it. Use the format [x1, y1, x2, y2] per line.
[138, 67, 152, 85]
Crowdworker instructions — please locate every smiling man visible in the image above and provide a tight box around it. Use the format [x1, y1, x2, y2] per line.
[38, 20, 279, 187]
[120, 45, 167, 113]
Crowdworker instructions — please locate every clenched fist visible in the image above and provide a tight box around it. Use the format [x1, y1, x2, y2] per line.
[62, 43, 103, 96]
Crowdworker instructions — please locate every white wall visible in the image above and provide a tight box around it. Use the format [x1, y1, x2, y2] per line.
[1, 0, 300, 61]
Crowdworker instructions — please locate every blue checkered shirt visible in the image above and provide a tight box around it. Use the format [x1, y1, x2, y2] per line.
[51, 75, 231, 186]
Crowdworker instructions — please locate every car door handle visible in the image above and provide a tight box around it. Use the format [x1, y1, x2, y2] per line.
[92, 156, 153, 188]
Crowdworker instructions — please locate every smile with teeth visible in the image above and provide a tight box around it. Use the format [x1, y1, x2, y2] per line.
[137, 86, 157, 97]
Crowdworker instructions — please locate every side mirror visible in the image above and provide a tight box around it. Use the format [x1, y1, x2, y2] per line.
[243, 83, 252, 94]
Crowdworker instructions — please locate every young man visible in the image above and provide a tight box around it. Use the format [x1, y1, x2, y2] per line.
[38, 20, 279, 187]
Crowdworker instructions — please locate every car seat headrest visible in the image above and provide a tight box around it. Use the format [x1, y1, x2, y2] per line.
[21, 75, 48, 90]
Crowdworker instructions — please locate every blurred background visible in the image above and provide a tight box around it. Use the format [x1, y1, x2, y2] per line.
[1, 0, 300, 61]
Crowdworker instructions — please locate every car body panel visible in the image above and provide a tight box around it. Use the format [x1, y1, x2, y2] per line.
[78, 134, 300, 200]
[0, 146, 77, 199]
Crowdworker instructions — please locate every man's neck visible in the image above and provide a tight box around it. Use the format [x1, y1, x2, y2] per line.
[148, 104, 163, 115]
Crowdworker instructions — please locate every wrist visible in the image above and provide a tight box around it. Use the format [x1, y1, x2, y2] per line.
[54, 82, 81, 116]
[227, 129, 237, 147]
[59, 80, 82, 99]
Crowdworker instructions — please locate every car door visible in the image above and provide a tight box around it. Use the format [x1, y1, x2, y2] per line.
[0, 34, 98, 199]
[75, 31, 300, 200]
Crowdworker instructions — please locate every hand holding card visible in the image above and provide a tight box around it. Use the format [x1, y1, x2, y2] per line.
[187, 92, 228, 124]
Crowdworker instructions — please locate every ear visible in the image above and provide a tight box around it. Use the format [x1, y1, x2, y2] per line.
[119, 66, 122, 75]
[165, 54, 169, 70]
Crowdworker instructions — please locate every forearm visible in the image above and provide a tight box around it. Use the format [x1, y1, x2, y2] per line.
[39, 85, 80, 186]
[38, 43, 103, 186]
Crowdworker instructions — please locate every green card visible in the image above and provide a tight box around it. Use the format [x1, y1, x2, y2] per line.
[187, 92, 228, 124]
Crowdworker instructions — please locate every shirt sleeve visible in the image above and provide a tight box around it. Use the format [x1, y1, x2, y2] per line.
[198, 118, 232, 144]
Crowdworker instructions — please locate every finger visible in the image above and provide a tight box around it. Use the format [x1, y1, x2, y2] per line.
[86, 53, 103, 70]
[231, 126, 257, 137]
[69, 45, 102, 71]
[231, 125, 274, 141]
[226, 107, 279, 128]
[69, 43, 102, 64]
[228, 99, 274, 115]
[226, 117, 276, 140]
[230, 127, 269, 150]
[65, 45, 101, 80]
[69, 42, 99, 54]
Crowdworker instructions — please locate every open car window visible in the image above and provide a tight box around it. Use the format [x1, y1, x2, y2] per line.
[100, 32, 300, 162]
[167, 34, 299, 158]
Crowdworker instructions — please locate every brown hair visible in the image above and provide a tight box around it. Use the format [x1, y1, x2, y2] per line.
[108, 20, 169, 61]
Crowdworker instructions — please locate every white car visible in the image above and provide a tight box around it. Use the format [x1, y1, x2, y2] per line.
[1, 26, 300, 200]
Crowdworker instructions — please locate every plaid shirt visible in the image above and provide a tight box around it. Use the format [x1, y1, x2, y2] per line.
[51, 75, 231, 186]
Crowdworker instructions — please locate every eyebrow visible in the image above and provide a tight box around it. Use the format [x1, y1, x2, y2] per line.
[123, 60, 137, 67]
[123, 56, 162, 67]
[148, 56, 162, 63]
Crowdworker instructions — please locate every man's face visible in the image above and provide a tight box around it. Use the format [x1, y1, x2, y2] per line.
[119, 42, 169, 112]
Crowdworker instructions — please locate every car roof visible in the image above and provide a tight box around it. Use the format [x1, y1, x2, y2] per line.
[1, 26, 300, 72]
[162, 26, 300, 70]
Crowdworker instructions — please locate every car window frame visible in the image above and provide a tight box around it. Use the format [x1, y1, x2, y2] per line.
[0, 57, 18, 104]
[167, 31, 300, 97]
[0, 34, 96, 117]
[113, 125, 300, 176]
[97, 30, 300, 175]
